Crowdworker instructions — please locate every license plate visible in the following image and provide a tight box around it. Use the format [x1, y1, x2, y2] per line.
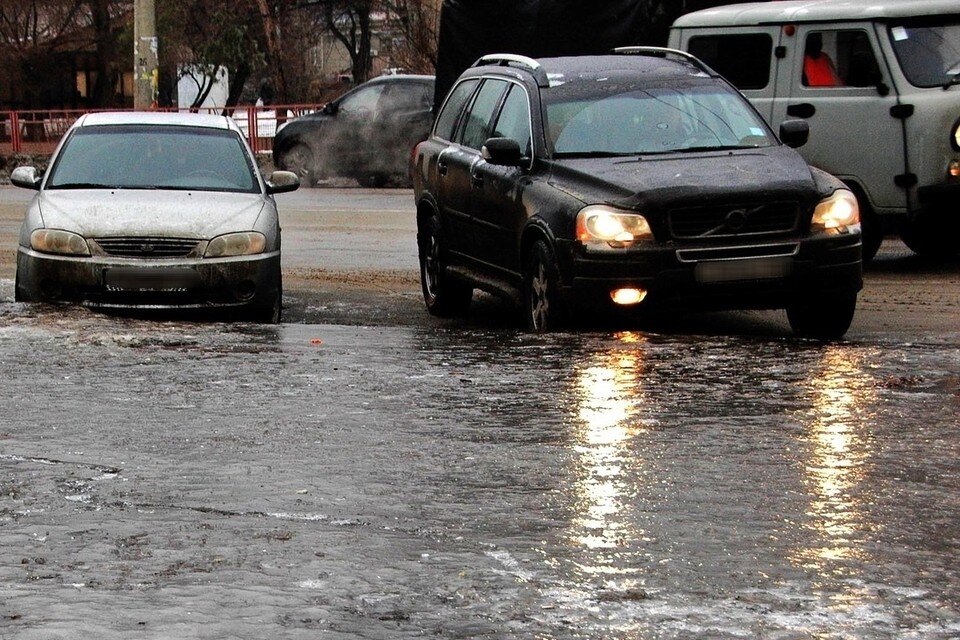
[695, 257, 792, 284]
[104, 267, 201, 292]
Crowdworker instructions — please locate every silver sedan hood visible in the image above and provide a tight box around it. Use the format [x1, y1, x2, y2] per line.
[37, 189, 266, 239]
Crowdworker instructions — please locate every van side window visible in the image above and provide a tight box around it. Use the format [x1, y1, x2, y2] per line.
[803, 30, 882, 88]
[687, 34, 773, 90]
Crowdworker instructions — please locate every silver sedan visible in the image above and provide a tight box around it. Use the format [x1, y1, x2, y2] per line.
[12, 111, 299, 322]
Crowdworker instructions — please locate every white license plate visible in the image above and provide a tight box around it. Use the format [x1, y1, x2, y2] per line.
[104, 267, 201, 292]
[695, 257, 792, 284]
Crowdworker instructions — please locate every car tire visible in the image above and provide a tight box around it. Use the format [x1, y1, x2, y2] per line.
[419, 214, 472, 316]
[786, 292, 857, 340]
[249, 275, 282, 324]
[857, 197, 882, 263]
[279, 144, 316, 188]
[901, 218, 959, 260]
[363, 173, 389, 188]
[523, 239, 567, 332]
[13, 271, 23, 302]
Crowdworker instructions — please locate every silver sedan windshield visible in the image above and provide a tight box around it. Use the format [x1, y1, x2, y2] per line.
[46, 125, 259, 193]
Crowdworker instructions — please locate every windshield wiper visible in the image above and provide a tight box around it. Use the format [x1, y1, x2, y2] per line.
[553, 151, 637, 159]
[676, 145, 756, 153]
[48, 182, 122, 190]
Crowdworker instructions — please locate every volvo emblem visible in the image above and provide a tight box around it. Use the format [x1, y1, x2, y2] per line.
[725, 209, 748, 231]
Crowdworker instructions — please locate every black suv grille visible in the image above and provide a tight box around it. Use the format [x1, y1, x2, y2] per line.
[94, 237, 201, 258]
[668, 202, 800, 239]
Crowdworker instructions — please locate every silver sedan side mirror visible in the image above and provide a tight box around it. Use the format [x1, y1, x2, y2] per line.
[10, 166, 42, 190]
[266, 170, 300, 194]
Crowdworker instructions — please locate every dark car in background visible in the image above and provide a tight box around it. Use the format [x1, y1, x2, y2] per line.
[412, 49, 864, 338]
[273, 74, 435, 187]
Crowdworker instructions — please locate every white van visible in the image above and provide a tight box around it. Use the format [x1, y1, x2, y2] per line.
[669, 1, 960, 260]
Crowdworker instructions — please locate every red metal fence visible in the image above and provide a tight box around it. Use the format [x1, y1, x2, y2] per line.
[0, 105, 323, 157]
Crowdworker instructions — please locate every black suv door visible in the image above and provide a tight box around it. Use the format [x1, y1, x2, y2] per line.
[470, 82, 534, 275]
[439, 78, 508, 265]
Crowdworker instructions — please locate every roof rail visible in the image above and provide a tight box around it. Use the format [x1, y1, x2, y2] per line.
[472, 54, 550, 88]
[612, 46, 718, 77]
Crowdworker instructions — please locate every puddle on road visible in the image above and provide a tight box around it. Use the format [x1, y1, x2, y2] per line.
[1, 301, 958, 638]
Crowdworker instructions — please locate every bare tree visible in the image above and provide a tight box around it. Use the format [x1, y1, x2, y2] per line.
[382, 0, 439, 73]
[159, 0, 266, 110]
[310, 0, 375, 84]
[0, 0, 128, 108]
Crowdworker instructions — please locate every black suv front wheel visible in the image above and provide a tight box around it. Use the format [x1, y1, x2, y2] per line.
[419, 214, 472, 316]
[786, 292, 857, 340]
[524, 240, 567, 332]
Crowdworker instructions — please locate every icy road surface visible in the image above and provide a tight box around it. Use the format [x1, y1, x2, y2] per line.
[1, 307, 958, 639]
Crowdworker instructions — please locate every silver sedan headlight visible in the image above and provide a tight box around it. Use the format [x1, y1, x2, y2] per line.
[30, 229, 90, 256]
[204, 232, 267, 258]
[576, 205, 653, 251]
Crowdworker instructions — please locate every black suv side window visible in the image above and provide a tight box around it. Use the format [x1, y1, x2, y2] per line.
[434, 79, 478, 140]
[459, 79, 508, 150]
[490, 84, 532, 156]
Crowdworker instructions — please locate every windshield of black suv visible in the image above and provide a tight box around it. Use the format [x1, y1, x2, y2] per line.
[888, 18, 960, 88]
[46, 125, 259, 193]
[544, 81, 774, 157]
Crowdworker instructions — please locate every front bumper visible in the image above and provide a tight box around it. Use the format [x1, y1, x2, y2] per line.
[16, 247, 281, 310]
[555, 233, 862, 312]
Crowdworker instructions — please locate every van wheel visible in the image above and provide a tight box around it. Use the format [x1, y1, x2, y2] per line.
[901, 218, 959, 260]
[419, 214, 472, 316]
[786, 292, 857, 340]
[523, 240, 567, 332]
[859, 204, 882, 263]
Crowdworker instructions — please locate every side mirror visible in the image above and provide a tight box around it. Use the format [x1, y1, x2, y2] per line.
[779, 119, 809, 148]
[323, 102, 338, 116]
[266, 170, 300, 194]
[481, 137, 524, 166]
[10, 166, 42, 190]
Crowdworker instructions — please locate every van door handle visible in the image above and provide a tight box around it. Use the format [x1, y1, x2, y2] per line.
[437, 161, 448, 176]
[786, 103, 816, 118]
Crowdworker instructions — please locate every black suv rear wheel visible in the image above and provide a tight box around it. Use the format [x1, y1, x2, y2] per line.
[419, 214, 472, 316]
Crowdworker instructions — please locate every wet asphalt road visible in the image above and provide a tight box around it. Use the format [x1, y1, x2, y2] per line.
[1, 187, 959, 638]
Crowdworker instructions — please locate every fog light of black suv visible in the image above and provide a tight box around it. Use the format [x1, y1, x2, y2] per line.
[611, 288, 647, 305]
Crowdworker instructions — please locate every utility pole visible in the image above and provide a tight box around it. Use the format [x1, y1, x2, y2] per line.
[134, 0, 158, 109]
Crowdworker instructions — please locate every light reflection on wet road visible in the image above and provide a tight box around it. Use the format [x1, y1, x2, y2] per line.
[1, 306, 958, 638]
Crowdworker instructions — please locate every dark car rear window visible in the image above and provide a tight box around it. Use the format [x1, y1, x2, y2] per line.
[47, 125, 259, 193]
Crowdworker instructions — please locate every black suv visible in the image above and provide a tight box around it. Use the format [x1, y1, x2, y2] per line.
[412, 49, 863, 338]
